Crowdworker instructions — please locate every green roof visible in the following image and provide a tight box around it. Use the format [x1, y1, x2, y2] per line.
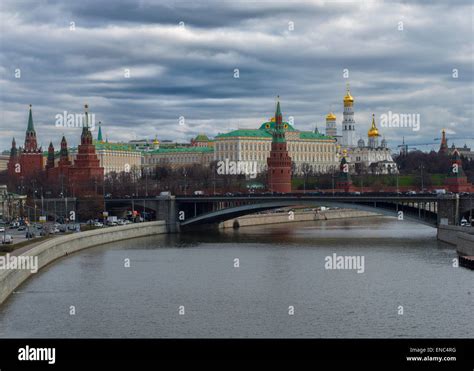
[195, 134, 209, 141]
[145, 146, 214, 154]
[258, 121, 295, 131]
[94, 141, 138, 152]
[299, 131, 333, 140]
[215, 129, 272, 139]
[215, 127, 334, 141]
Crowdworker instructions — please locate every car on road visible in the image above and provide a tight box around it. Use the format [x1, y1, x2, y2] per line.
[18, 225, 26, 231]
[460, 218, 469, 227]
[1, 235, 13, 244]
[0, 227, 5, 233]
[93, 222, 104, 228]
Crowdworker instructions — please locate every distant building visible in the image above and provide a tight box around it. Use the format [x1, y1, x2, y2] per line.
[449, 143, 474, 161]
[214, 102, 338, 175]
[323, 85, 397, 174]
[0, 154, 9, 172]
[143, 146, 214, 169]
[348, 115, 398, 174]
[8, 104, 104, 197]
[191, 134, 213, 148]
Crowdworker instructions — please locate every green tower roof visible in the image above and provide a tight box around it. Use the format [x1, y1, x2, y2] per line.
[275, 100, 281, 118]
[27, 105, 34, 132]
[97, 122, 103, 142]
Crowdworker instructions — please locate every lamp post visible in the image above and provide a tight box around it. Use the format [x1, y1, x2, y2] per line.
[396, 166, 400, 194]
[419, 164, 425, 192]
[331, 167, 335, 196]
[183, 168, 188, 196]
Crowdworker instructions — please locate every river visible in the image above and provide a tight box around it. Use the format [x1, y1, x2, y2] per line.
[0, 216, 472, 338]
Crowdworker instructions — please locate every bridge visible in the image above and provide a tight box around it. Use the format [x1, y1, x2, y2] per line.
[105, 193, 474, 230]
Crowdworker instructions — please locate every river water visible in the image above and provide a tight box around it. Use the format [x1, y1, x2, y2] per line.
[0, 216, 472, 338]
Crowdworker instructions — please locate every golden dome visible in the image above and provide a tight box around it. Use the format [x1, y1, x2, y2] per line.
[153, 136, 160, 145]
[343, 83, 354, 105]
[270, 117, 275, 122]
[326, 112, 336, 121]
[368, 114, 379, 137]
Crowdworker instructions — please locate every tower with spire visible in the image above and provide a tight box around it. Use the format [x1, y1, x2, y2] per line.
[68, 104, 104, 196]
[97, 121, 104, 143]
[444, 150, 472, 192]
[367, 114, 380, 148]
[7, 137, 19, 178]
[336, 152, 354, 192]
[7, 105, 44, 179]
[341, 84, 356, 147]
[266, 97, 292, 193]
[46, 142, 55, 170]
[46, 135, 72, 181]
[439, 129, 449, 154]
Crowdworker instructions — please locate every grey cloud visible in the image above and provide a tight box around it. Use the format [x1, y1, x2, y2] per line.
[0, 0, 472, 152]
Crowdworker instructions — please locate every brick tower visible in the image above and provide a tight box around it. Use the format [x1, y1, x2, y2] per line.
[267, 98, 292, 193]
[46, 142, 55, 171]
[7, 137, 19, 178]
[7, 105, 44, 179]
[444, 150, 472, 192]
[336, 154, 354, 192]
[439, 129, 448, 155]
[69, 104, 104, 196]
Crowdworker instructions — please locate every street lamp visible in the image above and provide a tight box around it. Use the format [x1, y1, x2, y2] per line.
[183, 168, 188, 196]
[419, 164, 425, 192]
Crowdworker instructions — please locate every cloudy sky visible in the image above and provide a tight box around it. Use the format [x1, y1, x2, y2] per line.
[0, 0, 472, 152]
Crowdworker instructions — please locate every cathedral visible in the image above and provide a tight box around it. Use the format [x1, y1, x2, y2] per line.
[325, 85, 398, 175]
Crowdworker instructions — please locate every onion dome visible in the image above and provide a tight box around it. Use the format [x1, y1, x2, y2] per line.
[358, 138, 365, 148]
[326, 112, 336, 121]
[368, 114, 379, 137]
[343, 84, 354, 106]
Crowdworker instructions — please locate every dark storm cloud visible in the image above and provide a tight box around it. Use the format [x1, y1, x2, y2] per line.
[0, 0, 472, 151]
